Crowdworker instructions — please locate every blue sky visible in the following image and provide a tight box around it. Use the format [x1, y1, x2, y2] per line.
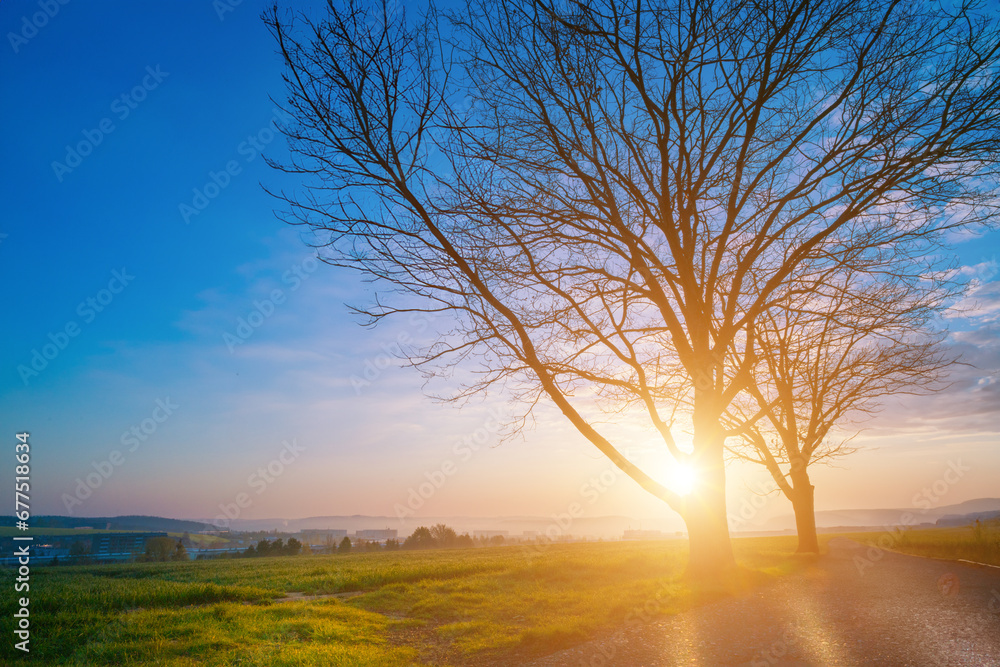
[1, 0, 998, 532]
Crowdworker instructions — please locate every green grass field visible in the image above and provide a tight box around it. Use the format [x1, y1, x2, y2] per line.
[166, 532, 230, 547]
[2, 536, 808, 666]
[841, 522, 1000, 567]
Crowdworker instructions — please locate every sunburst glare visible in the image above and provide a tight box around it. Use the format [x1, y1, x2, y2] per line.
[668, 463, 699, 496]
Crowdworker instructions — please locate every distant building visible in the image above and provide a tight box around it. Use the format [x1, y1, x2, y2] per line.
[91, 532, 168, 557]
[0, 531, 167, 565]
[474, 530, 509, 538]
[301, 529, 347, 543]
[355, 529, 397, 540]
[622, 529, 666, 540]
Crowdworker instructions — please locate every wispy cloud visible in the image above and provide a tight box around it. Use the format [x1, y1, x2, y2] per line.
[949, 279, 1000, 323]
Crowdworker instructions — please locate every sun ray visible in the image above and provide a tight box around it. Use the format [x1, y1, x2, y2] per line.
[668, 463, 699, 496]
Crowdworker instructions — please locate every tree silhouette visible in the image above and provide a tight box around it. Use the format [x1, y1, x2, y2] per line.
[430, 524, 458, 548]
[285, 537, 303, 556]
[141, 537, 177, 562]
[725, 273, 953, 552]
[403, 526, 437, 550]
[69, 540, 89, 559]
[265, 0, 1000, 577]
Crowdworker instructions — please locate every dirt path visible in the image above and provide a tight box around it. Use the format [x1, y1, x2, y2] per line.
[526, 538, 1000, 666]
[273, 590, 364, 603]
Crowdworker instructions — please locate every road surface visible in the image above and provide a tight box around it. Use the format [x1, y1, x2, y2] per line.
[527, 538, 1000, 666]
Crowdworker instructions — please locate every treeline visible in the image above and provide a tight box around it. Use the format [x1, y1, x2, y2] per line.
[401, 524, 503, 550]
[140, 537, 188, 562]
[316, 524, 503, 554]
[234, 525, 504, 558]
[242, 537, 303, 558]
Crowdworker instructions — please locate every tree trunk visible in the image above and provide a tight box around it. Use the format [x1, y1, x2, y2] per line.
[683, 473, 736, 580]
[789, 470, 819, 554]
[685, 394, 737, 580]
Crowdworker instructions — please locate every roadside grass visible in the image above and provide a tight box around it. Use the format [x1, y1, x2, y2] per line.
[352, 541, 691, 660]
[357, 536, 807, 663]
[838, 522, 1000, 567]
[3, 535, 805, 665]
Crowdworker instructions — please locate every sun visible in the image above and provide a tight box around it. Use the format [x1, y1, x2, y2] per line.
[668, 463, 699, 496]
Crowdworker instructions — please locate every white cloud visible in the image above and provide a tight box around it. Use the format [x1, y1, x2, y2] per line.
[948, 279, 1000, 322]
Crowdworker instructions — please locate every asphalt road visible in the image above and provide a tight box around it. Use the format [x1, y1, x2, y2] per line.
[527, 538, 1000, 666]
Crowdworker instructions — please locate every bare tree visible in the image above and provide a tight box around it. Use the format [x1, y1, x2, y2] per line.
[724, 270, 955, 553]
[263, 0, 1000, 577]
[429, 523, 459, 547]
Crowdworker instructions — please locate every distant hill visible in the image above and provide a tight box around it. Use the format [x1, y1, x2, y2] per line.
[10, 514, 659, 538]
[761, 498, 1000, 530]
[934, 498, 1000, 515]
[190, 514, 687, 538]
[936, 510, 1000, 526]
[12, 500, 998, 539]
[0, 515, 213, 533]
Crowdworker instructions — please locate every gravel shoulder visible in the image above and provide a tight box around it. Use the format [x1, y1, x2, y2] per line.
[525, 538, 1000, 666]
